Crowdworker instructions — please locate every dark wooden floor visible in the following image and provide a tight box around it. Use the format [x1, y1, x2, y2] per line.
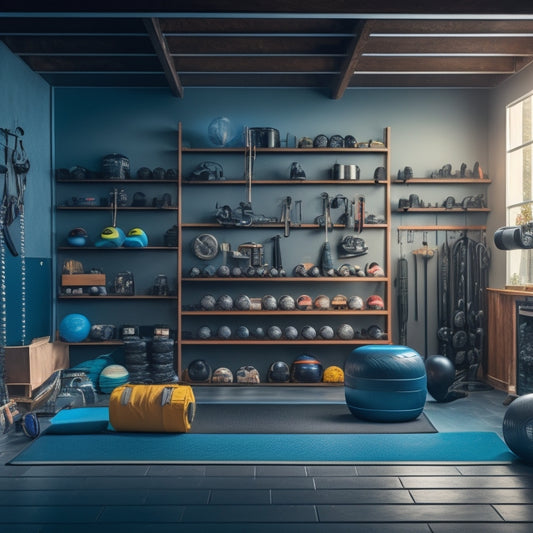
[1, 387, 533, 531]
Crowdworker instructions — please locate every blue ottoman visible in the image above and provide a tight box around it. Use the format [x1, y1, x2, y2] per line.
[344, 345, 427, 422]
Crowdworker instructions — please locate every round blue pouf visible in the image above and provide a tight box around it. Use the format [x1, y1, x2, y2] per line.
[344, 345, 427, 422]
[503, 394, 533, 463]
[59, 313, 91, 343]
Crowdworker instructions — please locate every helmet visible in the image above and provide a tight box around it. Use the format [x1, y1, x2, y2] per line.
[67, 227, 88, 247]
[124, 227, 148, 247]
[291, 355, 323, 383]
[314, 295, 330, 310]
[236, 365, 260, 383]
[366, 295, 385, 310]
[95, 226, 125, 247]
[267, 361, 290, 382]
[152, 167, 166, 180]
[348, 295, 364, 310]
[136, 166, 152, 179]
[212, 367, 233, 383]
[296, 294, 313, 310]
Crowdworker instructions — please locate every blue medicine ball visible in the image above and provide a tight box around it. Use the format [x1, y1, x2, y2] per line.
[95, 226, 125, 248]
[59, 313, 91, 342]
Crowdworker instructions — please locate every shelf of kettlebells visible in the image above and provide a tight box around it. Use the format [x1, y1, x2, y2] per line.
[181, 276, 388, 283]
[181, 338, 390, 345]
[181, 309, 387, 316]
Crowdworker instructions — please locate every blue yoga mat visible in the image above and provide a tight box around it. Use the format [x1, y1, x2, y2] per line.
[10, 430, 515, 464]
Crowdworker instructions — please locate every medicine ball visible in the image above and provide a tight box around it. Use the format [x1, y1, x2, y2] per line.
[236, 365, 260, 384]
[425, 354, 456, 402]
[59, 313, 91, 343]
[291, 355, 323, 383]
[301, 325, 317, 340]
[197, 325, 212, 339]
[124, 227, 148, 247]
[319, 325, 335, 339]
[234, 294, 251, 311]
[216, 264, 231, 277]
[136, 166, 152, 180]
[236, 325, 250, 339]
[267, 325, 282, 340]
[217, 325, 232, 339]
[262, 294, 278, 310]
[337, 323, 355, 340]
[278, 294, 296, 311]
[67, 227, 89, 247]
[99, 364, 129, 393]
[187, 359, 212, 382]
[95, 226, 125, 248]
[366, 295, 385, 310]
[216, 294, 234, 310]
[284, 325, 299, 340]
[152, 167, 166, 180]
[253, 327, 266, 339]
[267, 361, 290, 383]
[200, 294, 216, 311]
[314, 295, 330, 310]
[323, 365, 344, 383]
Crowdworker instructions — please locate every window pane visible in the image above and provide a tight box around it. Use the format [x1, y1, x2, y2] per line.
[508, 95, 533, 150]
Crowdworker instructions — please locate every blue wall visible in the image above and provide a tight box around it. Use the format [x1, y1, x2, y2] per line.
[54, 87, 490, 358]
[0, 42, 52, 346]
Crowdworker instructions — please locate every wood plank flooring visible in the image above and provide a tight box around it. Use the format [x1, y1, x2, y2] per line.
[1, 387, 532, 531]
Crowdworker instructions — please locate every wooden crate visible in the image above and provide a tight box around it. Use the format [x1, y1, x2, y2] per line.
[61, 273, 106, 286]
[5, 336, 70, 396]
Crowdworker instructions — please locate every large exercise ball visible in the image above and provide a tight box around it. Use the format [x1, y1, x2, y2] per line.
[503, 394, 533, 462]
[344, 345, 427, 422]
[425, 354, 456, 402]
[208, 116, 234, 146]
[59, 313, 91, 342]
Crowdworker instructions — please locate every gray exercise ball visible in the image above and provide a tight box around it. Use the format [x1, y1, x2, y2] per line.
[503, 393, 533, 463]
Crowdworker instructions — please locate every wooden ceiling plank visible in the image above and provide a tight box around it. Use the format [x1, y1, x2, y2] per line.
[357, 55, 517, 73]
[365, 36, 533, 55]
[165, 35, 348, 55]
[331, 20, 373, 100]
[22, 55, 162, 72]
[369, 19, 533, 35]
[159, 17, 355, 34]
[143, 17, 183, 98]
[173, 55, 341, 72]
[0, 17, 146, 34]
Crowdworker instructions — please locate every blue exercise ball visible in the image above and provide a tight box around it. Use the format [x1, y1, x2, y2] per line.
[503, 394, 533, 463]
[345, 345, 427, 422]
[208, 116, 234, 146]
[59, 313, 91, 342]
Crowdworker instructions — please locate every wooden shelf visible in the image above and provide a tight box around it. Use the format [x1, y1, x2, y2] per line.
[182, 276, 388, 282]
[58, 295, 177, 300]
[182, 309, 388, 316]
[182, 338, 389, 346]
[393, 178, 491, 184]
[58, 246, 178, 251]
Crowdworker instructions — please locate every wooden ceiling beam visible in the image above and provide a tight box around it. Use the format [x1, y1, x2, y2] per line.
[331, 20, 373, 100]
[143, 17, 183, 98]
[348, 73, 509, 87]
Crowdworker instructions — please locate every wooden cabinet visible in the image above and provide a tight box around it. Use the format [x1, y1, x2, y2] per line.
[486, 288, 533, 393]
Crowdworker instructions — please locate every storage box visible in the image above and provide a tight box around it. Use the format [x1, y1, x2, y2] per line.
[61, 273, 106, 286]
[5, 336, 70, 398]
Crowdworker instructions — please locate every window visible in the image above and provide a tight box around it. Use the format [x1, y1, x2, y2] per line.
[506, 92, 533, 285]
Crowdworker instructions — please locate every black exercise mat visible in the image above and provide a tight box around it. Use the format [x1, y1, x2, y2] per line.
[189, 403, 437, 434]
